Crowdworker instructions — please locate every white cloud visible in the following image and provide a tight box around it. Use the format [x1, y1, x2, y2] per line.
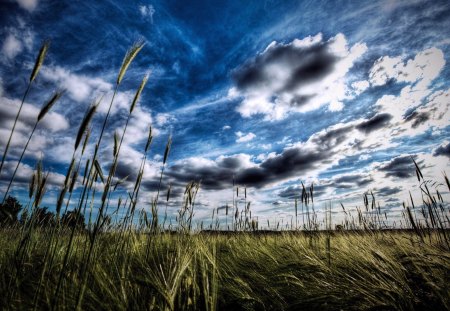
[0, 96, 69, 163]
[369, 47, 445, 88]
[155, 113, 173, 126]
[40, 66, 111, 103]
[123, 106, 155, 145]
[139, 4, 156, 23]
[371, 47, 447, 136]
[116, 144, 160, 179]
[236, 95, 290, 121]
[0, 161, 66, 194]
[2, 35, 23, 60]
[402, 88, 450, 136]
[256, 151, 276, 162]
[15, 0, 38, 12]
[235, 132, 256, 143]
[359, 154, 371, 161]
[351, 80, 370, 95]
[329, 101, 344, 112]
[0, 97, 69, 134]
[1, 25, 35, 63]
[369, 55, 403, 86]
[39, 65, 157, 124]
[234, 33, 368, 121]
[291, 33, 323, 48]
[324, 47, 449, 163]
[227, 87, 239, 99]
[222, 125, 231, 130]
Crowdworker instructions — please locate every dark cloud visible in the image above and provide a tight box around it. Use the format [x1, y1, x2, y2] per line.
[433, 142, 450, 158]
[164, 123, 356, 190]
[233, 42, 339, 94]
[0, 161, 64, 188]
[239, 124, 355, 188]
[220, 157, 246, 169]
[378, 155, 419, 179]
[376, 186, 402, 197]
[233, 34, 367, 119]
[166, 162, 235, 190]
[278, 186, 299, 199]
[333, 174, 373, 187]
[309, 124, 355, 149]
[278, 172, 373, 200]
[114, 162, 139, 181]
[404, 111, 429, 128]
[112, 160, 185, 199]
[356, 113, 392, 133]
[251, 149, 326, 184]
[278, 184, 327, 199]
[384, 197, 402, 208]
[290, 94, 315, 107]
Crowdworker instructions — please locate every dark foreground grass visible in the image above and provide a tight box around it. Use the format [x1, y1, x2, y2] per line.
[0, 230, 448, 310]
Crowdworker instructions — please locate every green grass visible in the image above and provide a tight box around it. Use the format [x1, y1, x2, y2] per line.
[0, 229, 449, 310]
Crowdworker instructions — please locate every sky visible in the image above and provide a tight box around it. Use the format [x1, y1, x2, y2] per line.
[0, 0, 449, 229]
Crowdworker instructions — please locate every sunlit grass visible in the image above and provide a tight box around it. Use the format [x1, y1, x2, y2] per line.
[0, 230, 449, 310]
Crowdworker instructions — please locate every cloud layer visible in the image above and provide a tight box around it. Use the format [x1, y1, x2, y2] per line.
[1, 0, 449, 224]
[232, 33, 367, 120]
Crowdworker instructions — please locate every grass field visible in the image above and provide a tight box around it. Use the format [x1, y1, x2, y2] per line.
[0, 229, 449, 310]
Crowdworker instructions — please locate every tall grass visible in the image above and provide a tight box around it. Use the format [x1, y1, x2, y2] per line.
[1, 230, 449, 310]
[2, 91, 64, 203]
[0, 40, 49, 177]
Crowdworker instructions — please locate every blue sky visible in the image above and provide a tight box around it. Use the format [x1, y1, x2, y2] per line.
[0, 0, 449, 228]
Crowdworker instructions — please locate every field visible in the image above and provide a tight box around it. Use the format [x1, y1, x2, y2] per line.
[0, 229, 449, 310]
[0, 41, 449, 310]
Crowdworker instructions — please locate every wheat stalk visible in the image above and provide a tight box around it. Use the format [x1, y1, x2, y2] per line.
[130, 73, 149, 113]
[2, 91, 63, 203]
[0, 40, 50, 177]
[117, 40, 145, 85]
[30, 40, 50, 83]
[75, 100, 99, 151]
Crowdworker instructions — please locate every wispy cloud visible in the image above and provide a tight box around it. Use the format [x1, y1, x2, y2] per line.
[15, 0, 39, 12]
[1, 26, 34, 63]
[139, 4, 156, 24]
[235, 131, 256, 143]
[1, 35, 23, 60]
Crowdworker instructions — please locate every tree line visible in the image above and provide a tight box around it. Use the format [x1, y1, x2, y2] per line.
[0, 196, 85, 229]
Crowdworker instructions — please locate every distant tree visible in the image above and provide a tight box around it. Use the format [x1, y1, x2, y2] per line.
[0, 196, 23, 226]
[98, 214, 112, 233]
[34, 206, 55, 227]
[20, 209, 29, 226]
[335, 224, 344, 231]
[61, 210, 85, 230]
